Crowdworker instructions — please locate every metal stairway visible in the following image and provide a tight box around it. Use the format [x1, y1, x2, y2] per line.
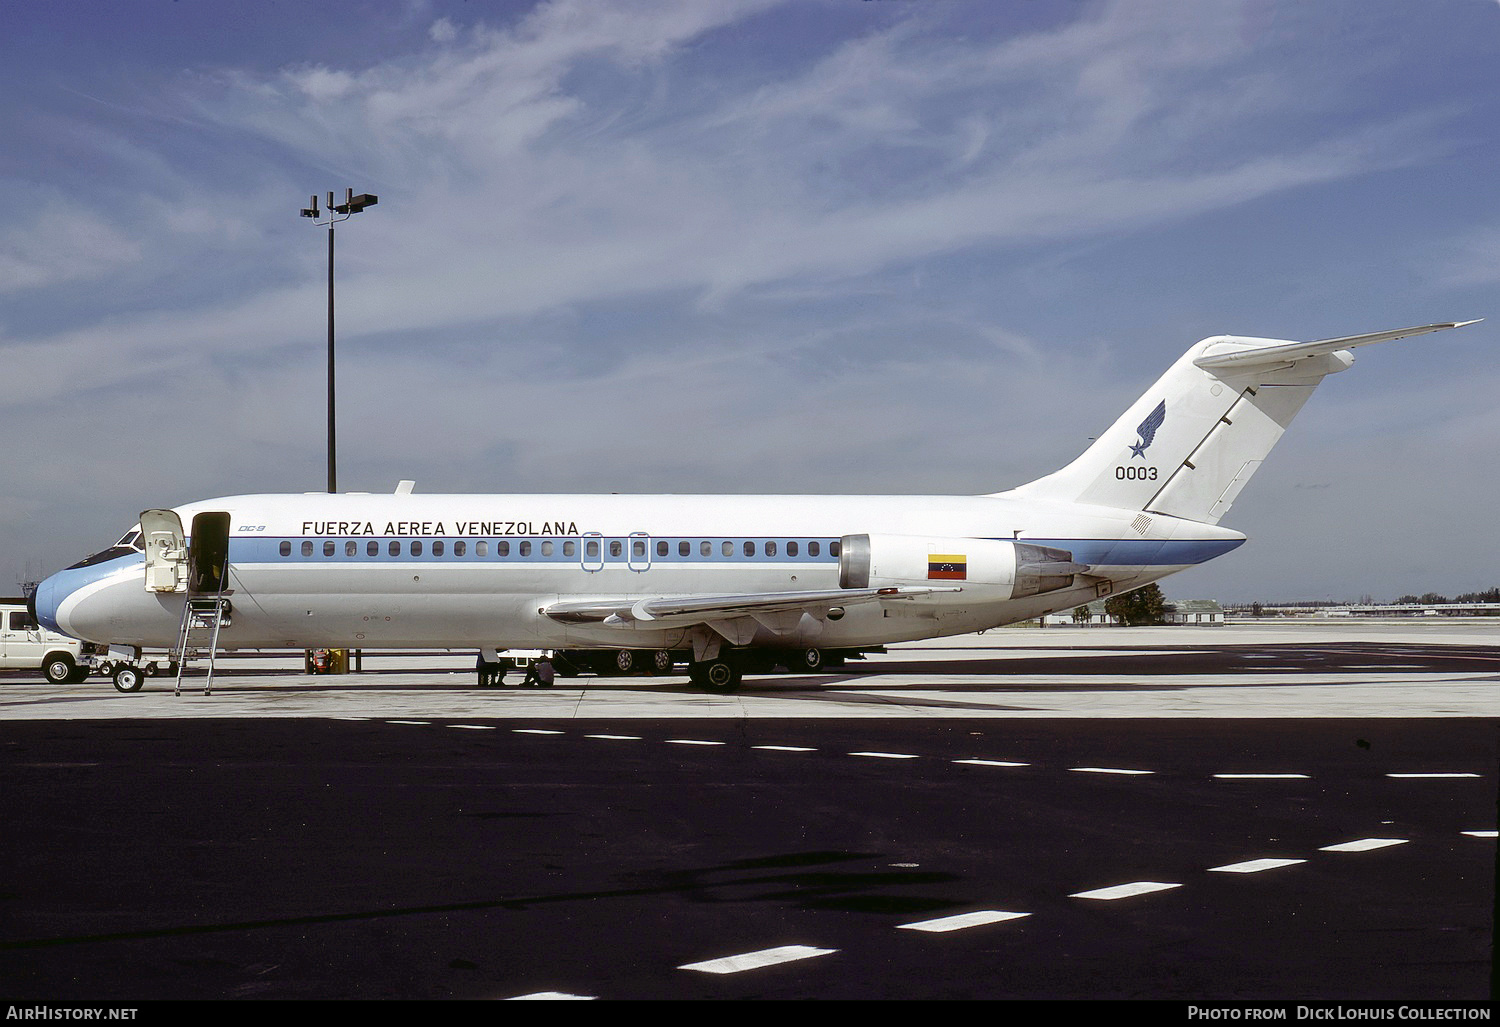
[173, 587, 230, 697]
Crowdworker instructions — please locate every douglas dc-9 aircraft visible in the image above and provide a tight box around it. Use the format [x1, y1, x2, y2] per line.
[33, 320, 1478, 693]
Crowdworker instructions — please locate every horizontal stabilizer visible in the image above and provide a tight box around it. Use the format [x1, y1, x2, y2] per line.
[1193, 320, 1480, 371]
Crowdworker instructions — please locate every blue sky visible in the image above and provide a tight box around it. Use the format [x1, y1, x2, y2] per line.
[3, 0, 1495, 603]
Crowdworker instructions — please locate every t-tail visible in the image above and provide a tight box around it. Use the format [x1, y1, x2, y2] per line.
[1008, 321, 1480, 524]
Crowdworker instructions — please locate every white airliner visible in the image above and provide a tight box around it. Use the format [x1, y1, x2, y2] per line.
[32, 320, 1478, 692]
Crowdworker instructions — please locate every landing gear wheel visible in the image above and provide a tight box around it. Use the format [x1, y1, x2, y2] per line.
[43, 656, 76, 685]
[690, 658, 742, 693]
[649, 649, 674, 675]
[113, 665, 144, 693]
[789, 647, 824, 673]
[611, 649, 636, 675]
[95, 661, 115, 679]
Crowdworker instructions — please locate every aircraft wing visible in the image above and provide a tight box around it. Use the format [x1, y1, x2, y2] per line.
[543, 585, 957, 629]
[1193, 320, 1481, 371]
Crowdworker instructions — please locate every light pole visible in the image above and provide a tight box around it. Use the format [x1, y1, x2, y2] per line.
[300, 188, 378, 493]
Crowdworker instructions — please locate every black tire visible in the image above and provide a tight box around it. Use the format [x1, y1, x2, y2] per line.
[42, 654, 76, 685]
[94, 660, 115, 678]
[649, 649, 674, 675]
[788, 647, 824, 673]
[113, 665, 144, 693]
[691, 658, 742, 693]
[612, 650, 635, 674]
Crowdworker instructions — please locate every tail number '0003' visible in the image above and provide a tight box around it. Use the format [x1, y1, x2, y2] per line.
[1115, 465, 1158, 480]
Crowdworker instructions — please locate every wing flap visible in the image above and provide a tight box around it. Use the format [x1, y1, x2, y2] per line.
[543, 585, 957, 628]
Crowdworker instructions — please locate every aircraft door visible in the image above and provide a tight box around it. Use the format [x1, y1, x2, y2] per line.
[581, 532, 604, 573]
[627, 532, 652, 572]
[188, 511, 232, 596]
[141, 509, 188, 593]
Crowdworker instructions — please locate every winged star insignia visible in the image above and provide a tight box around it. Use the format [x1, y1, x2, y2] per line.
[1129, 400, 1166, 459]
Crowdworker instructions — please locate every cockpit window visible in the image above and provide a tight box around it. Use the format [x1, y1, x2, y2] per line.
[115, 528, 144, 551]
[65, 526, 146, 570]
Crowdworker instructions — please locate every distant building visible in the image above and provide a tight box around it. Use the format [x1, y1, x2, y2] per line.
[1041, 598, 1224, 626]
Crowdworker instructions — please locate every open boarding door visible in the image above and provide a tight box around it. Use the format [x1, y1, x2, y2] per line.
[141, 510, 187, 593]
[188, 512, 231, 596]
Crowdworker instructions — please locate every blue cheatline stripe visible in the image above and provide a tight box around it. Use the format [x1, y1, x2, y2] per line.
[228, 536, 847, 565]
[1019, 537, 1244, 566]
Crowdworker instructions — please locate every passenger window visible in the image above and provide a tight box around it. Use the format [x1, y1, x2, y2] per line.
[830, 541, 840, 557]
[787, 541, 798, 557]
[345, 541, 357, 557]
[367, 541, 379, 557]
[679, 541, 690, 557]
[765, 541, 777, 557]
[477, 541, 489, 557]
[323, 541, 335, 557]
[411, 541, 423, 556]
[743, 541, 755, 557]
[519, 541, 532, 557]
[455, 541, 467, 556]
[809, 541, 820, 557]
[280, 541, 291, 557]
[564, 541, 575, 557]
[433, 541, 445, 556]
[498, 541, 510, 557]
[541, 541, 553, 557]
[302, 541, 314, 557]
[389, 541, 401, 557]
[657, 541, 669, 557]
[700, 541, 711, 557]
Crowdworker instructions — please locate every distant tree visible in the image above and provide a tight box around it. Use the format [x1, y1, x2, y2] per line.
[1072, 605, 1092, 625]
[1104, 583, 1168, 626]
[1419, 592, 1449, 605]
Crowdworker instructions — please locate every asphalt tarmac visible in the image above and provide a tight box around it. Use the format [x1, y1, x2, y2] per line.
[0, 622, 1496, 1004]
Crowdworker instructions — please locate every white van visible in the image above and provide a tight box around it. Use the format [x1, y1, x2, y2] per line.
[1, 598, 88, 683]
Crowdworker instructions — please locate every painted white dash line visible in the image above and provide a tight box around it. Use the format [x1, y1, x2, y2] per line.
[1070, 767, 1153, 776]
[897, 910, 1030, 933]
[668, 739, 725, 746]
[1320, 838, 1408, 853]
[1463, 831, 1498, 839]
[753, 745, 817, 752]
[1213, 773, 1309, 779]
[850, 751, 920, 760]
[507, 991, 596, 1000]
[680, 945, 837, 975]
[1209, 858, 1306, 874]
[1386, 772, 1480, 779]
[954, 759, 1029, 768]
[1071, 882, 1181, 900]
[448, 724, 496, 730]
[585, 734, 641, 740]
[513, 729, 564, 735]
[387, 720, 430, 725]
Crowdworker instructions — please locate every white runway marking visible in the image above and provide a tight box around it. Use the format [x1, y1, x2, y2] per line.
[1070, 767, 1153, 775]
[1071, 882, 1181, 900]
[1209, 858, 1305, 874]
[387, 720, 430, 725]
[954, 759, 1029, 767]
[850, 751, 920, 759]
[1463, 831, 1497, 838]
[667, 739, 724, 746]
[513, 728, 563, 734]
[680, 945, 837, 974]
[1213, 773, 1308, 779]
[507, 991, 596, 1000]
[754, 745, 817, 752]
[585, 734, 640, 740]
[1320, 838, 1407, 852]
[1386, 772, 1480, 778]
[897, 910, 1030, 933]
[448, 724, 495, 730]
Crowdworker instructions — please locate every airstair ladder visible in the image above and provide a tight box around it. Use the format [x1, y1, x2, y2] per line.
[173, 581, 230, 697]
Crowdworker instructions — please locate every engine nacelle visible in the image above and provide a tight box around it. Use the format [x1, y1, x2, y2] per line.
[838, 533, 1086, 599]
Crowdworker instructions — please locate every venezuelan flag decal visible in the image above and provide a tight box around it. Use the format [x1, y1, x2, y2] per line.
[928, 554, 967, 580]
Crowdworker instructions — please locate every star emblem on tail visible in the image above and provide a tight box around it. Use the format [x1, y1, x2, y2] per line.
[1129, 400, 1166, 458]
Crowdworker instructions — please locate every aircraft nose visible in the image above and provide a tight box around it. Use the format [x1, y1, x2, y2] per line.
[32, 571, 66, 634]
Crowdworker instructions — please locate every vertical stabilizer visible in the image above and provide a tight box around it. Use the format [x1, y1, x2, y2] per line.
[1007, 322, 1477, 524]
